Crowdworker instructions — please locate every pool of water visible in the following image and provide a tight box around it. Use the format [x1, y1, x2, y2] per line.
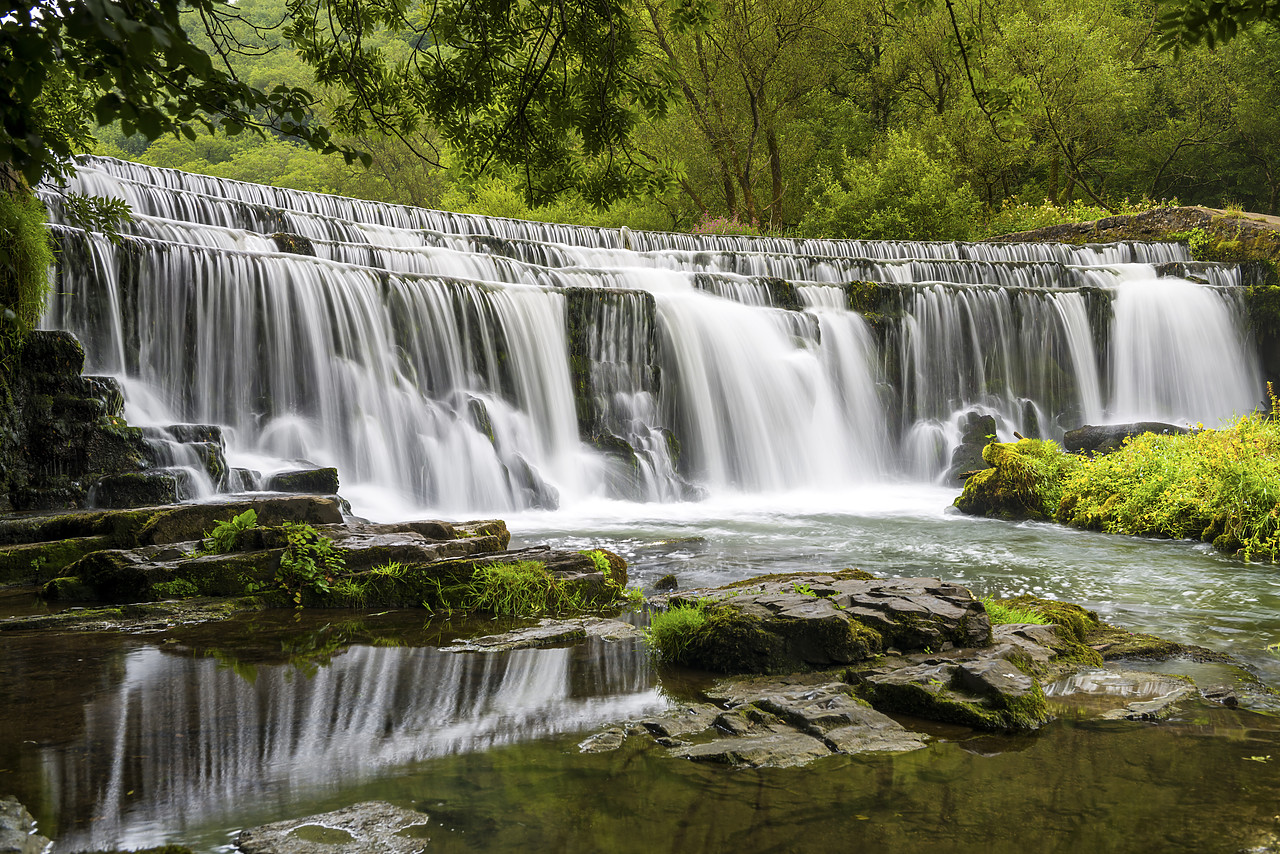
[3, 485, 1280, 852]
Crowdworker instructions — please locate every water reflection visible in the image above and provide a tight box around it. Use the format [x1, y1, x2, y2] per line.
[0, 625, 661, 852]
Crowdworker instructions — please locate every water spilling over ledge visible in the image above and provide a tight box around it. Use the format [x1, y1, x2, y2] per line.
[41, 156, 1264, 516]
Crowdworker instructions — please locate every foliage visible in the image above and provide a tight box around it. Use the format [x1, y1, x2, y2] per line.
[644, 600, 710, 664]
[799, 132, 981, 240]
[979, 198, 1172, 238]
[1157, 0, 1280, 49]
[955, 439, 1080, 521]
[0, 0, 357, 189]
[0, 191, 53, 351]
[429, 560, 589, 617]
[1058, 407, 1280, 562]
[152, 578, 201, 599]
[581, 548, 644, 607]
[690, 215, 761, 237]
[980, 596, 1050, 625]
[276, 521, 346, 604]
[198, 508, 258, 555]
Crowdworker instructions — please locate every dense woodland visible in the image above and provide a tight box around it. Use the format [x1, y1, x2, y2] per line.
[68, 0, 1280, 239]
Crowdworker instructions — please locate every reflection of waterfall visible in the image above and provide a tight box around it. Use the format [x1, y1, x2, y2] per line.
[42, 157, 1265, 508]
[47, 641, 661, 852]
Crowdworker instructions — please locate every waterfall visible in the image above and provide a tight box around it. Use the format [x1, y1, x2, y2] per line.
[41, 157, 1265, 512]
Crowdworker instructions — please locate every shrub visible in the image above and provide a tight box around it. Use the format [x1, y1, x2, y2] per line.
[1058, 407, 1280, 561]
[799, 130, 980, 241]
[0, 191, 54, 354]
[954, 439, 1080, 521]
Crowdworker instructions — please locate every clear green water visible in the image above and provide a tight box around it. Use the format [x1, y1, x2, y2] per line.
[3, 486, 1280, 852]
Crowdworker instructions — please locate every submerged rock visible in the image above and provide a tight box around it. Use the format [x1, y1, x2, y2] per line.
[237, 801, 433, 854]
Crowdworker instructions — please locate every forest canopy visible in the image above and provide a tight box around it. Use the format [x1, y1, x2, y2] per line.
[3, 0, 1279, 236]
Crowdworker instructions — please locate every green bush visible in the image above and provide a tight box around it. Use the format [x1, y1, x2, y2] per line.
[1058, 406, 1280, 561]
[799, 130, 980, 241]
[955, 439, 1079, 521]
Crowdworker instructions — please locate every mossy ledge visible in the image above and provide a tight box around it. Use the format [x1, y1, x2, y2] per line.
[1, 497, 637, 624]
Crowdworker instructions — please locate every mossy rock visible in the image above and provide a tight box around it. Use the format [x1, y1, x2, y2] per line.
[265, 467, 339, 495]
[0, 535, 112, 584]
[953, 439, 1075, 521]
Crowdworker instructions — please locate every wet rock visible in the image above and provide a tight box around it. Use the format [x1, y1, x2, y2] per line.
[1063, 422, 1189, 455]
[848, 643, 1052, 732]
[654, 574, 990, 674]
[945, 411, 997, 486]
[608, 676, 928, 768]
[443, 617, 643, 652]
[0, 535, 112, 584]
[1203, 687, 1240, 708]
[0, 796, 50, 854]
[265, 466, 340, 495]
[237, 801, 434, 854]
[953, 439, 1072, 521]
[89, 471, 182, 508]
[158, 423, 225, 446]
[1045, 669, 1196, 720]
[579, 727, 627, 753]
[653, 573, 678, 591]
[672, 731, 832, 768]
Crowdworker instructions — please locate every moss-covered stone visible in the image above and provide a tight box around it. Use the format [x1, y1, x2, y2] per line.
[953, 439, 1077, 521]
[0, 535, 112, 584]
[265, 466, 339, 495]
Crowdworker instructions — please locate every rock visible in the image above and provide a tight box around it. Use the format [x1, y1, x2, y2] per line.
[653, 573, 678, 591]
[614, 676, 928, 768]
[1045, 669, 1196, 720]
[0, 535, 112, 584]
[653, 574, 990, 674]
[953, 439, 1073, 521]
[236, 801, 433, 854]
[89, 471, 182, 508]
[1063, 422, 1189, 455]
[672, 731, 832, 768]
[579, 727, 627, 753]
[848, 643, 1052, 732]
[443, 617, 643, 652]
[945, 411, 997, 486]
[0, 796, 50, 854]
[265, 466, 340, 495]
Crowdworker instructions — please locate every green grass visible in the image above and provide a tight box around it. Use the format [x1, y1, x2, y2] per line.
[981, 597, 1051, 626]
[644, 601, 709, 663]
[452, 560, 589, 617]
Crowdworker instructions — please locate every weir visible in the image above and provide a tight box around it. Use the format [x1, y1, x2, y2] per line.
[41, 157, 1265, 515]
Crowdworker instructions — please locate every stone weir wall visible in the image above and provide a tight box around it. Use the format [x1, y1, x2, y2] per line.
[989, 205, 1280, 389]
[0, 330, 236, 512]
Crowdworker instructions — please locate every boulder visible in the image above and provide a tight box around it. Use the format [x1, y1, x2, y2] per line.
[265, 466, 340, 495]
[0, 796, 50, 854]
[652, 574, 991, 674]
[1063, 422, 1189, 455]
[945, 411, 997, 486]
[89, 471, 183, 508]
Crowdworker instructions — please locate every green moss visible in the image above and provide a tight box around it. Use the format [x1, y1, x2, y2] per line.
[954, 439, 1079, 521]
[854, 673, 1050, 732]
[152, 578, 199, 599]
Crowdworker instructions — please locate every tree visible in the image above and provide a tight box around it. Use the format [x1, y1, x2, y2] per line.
[0, 0, 670, 204]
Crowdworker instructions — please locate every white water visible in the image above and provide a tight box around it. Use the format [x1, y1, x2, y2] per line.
[41, 158, 1265, 516]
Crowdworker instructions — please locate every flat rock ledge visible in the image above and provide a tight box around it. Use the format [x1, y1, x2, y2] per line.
[237, 802, 432, 854]
[0, 496, 633, 622]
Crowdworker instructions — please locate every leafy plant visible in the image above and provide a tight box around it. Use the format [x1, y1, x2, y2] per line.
[198, 509, 259, 555]
[793, 581, 817, 597]
[275, 522, 346, 605]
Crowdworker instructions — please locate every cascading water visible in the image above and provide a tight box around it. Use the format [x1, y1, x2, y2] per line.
[41, 157, 1265, 514]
